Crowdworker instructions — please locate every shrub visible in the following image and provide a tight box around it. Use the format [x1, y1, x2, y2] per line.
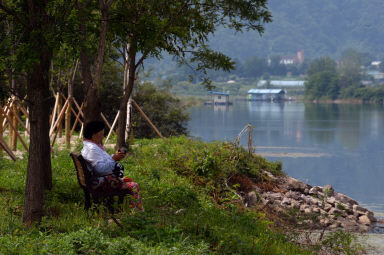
[132, 82, 190, 138]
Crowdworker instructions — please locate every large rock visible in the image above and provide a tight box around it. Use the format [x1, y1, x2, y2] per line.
[366, 211, 377, 222]
[358, 215, 372, 225]
[309, 186, 322, 195]
[281, 197, 291, 206]
[353, 204, 368, 215]
[334, 193, 358, 206]
[285, 191, 301, 200]
[283, 176, 311, 192]
[326, 196, 336, 205]
[245, 191, 257, 207]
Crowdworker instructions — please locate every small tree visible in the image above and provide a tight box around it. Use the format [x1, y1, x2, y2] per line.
[131, 82, 189, 139]
[305, 57, 339, 100]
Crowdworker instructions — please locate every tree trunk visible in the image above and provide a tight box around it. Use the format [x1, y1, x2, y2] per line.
[79, 23, 101, 123]
[23, 0, 53, 225]
[79, 2, 110, 123]
[117, 48, 136, 148]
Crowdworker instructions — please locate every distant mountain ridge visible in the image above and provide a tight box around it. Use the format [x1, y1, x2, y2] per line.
[209, 0, 384, 60]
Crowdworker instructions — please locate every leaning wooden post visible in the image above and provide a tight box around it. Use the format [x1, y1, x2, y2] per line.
[105, 111, 120, 144]
[131, 99, 166, 142]
[0, 106, 28, 152]
[51, 101, 69, 147]
[65, 98, 72, 148]
[24, 106, 29, 138]
[49, 92, 59, 134]
[0, 107, 3, 152]
[248, 125, 253, 155]
[10, 100, 18, 151]
[70, 103, 84, 137]
[57, 93, 63, 138]
[0, 136, 17, 161]
[50, 98, 69, 137]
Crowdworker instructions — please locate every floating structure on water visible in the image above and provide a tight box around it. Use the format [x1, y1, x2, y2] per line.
[247, 89, 286, 101]
[205, 91, 232, 105]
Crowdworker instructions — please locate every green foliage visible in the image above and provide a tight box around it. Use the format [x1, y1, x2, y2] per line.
[305, 71, 339, 100]
[132, 82, 190, 138]
[0, 137, 315, 255]
[322, 230, 364, 255]
[307, 57, 337, 77]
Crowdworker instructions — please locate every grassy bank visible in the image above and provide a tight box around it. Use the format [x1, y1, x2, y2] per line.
[1, 136, 362, 254]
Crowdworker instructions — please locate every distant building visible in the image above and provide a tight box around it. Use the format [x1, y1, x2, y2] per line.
[206, 91, 231, 105]
[367, 70, 384, 80]
[279, 50, 305, 65]
[371, 61, 382, 68]
[257, 80, 305, 87]
[247, 89, 286, 101]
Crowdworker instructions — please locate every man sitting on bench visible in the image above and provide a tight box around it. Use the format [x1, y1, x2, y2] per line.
[81, 120, 143, 210]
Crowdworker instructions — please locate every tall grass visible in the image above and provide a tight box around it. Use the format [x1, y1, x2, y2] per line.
[0, 136, 312, 254]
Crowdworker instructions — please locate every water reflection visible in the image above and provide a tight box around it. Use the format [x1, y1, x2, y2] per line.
[188, 101, 384, 213]
[304, 103, 339, 145]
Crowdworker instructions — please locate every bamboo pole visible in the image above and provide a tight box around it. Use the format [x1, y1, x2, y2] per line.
[57, 94, 63, 138]
[101, 112, 115, 135]
[131, 99, 166, 142]
[0, 108, 3, 152]
[49, 92, 59, 134]
[105, 111, 119, 144]
[10, 102, 18, 150]
[2, 101, 14, 127]
[0, 136, 17, 161]
[0, 106, 28, 151]
[79, 123, 84, 139]
[11, 108, 30, 136]
[51, 101, 69, 147]
[24, 106, 29, 137]
[70, 103, 84, 137]
[49, 98, 69, 137]
[72, 98, 84, 117]
[65, 97, 72, 148]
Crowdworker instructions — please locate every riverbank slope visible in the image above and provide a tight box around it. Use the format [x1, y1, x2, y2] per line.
[0, 137, 374, 254]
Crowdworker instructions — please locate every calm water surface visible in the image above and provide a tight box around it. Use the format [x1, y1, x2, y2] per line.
[188, 101, 384, 214]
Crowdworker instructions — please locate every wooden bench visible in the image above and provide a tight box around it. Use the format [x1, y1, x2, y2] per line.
[70, 152, 130, 211]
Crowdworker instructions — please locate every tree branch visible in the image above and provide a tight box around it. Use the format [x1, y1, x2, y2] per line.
[0, 1, 26, 25]
[135, 0, 191, 69]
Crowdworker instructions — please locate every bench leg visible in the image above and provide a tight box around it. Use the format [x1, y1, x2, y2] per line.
[84, 190, 91, 210]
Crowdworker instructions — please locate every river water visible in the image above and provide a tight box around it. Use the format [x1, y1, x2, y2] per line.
[188, 101, 384, 214]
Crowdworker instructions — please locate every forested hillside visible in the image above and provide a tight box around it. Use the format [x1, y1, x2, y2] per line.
[209, 0, 384, 60]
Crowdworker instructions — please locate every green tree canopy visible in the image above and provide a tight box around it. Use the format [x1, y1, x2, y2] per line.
[305, 57, 339, 100]
[307, 57, 337, 76]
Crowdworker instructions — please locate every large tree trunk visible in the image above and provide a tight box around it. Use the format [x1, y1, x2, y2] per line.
[117, 49, 136, 148]
[23, 0, 53, 225]
[79, 1, 111, 123]
[79, 27, 101, 123]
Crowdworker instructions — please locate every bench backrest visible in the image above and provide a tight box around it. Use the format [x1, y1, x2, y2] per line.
[70, 152, 93, 190]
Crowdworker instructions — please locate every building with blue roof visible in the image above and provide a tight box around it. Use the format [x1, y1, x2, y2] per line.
[206, 91, 232, 105]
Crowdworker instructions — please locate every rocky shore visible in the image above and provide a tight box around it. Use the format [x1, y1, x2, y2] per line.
[244, 171, 377, 232]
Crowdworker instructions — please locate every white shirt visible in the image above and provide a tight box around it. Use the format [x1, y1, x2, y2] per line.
[81, 141, 116, 176]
